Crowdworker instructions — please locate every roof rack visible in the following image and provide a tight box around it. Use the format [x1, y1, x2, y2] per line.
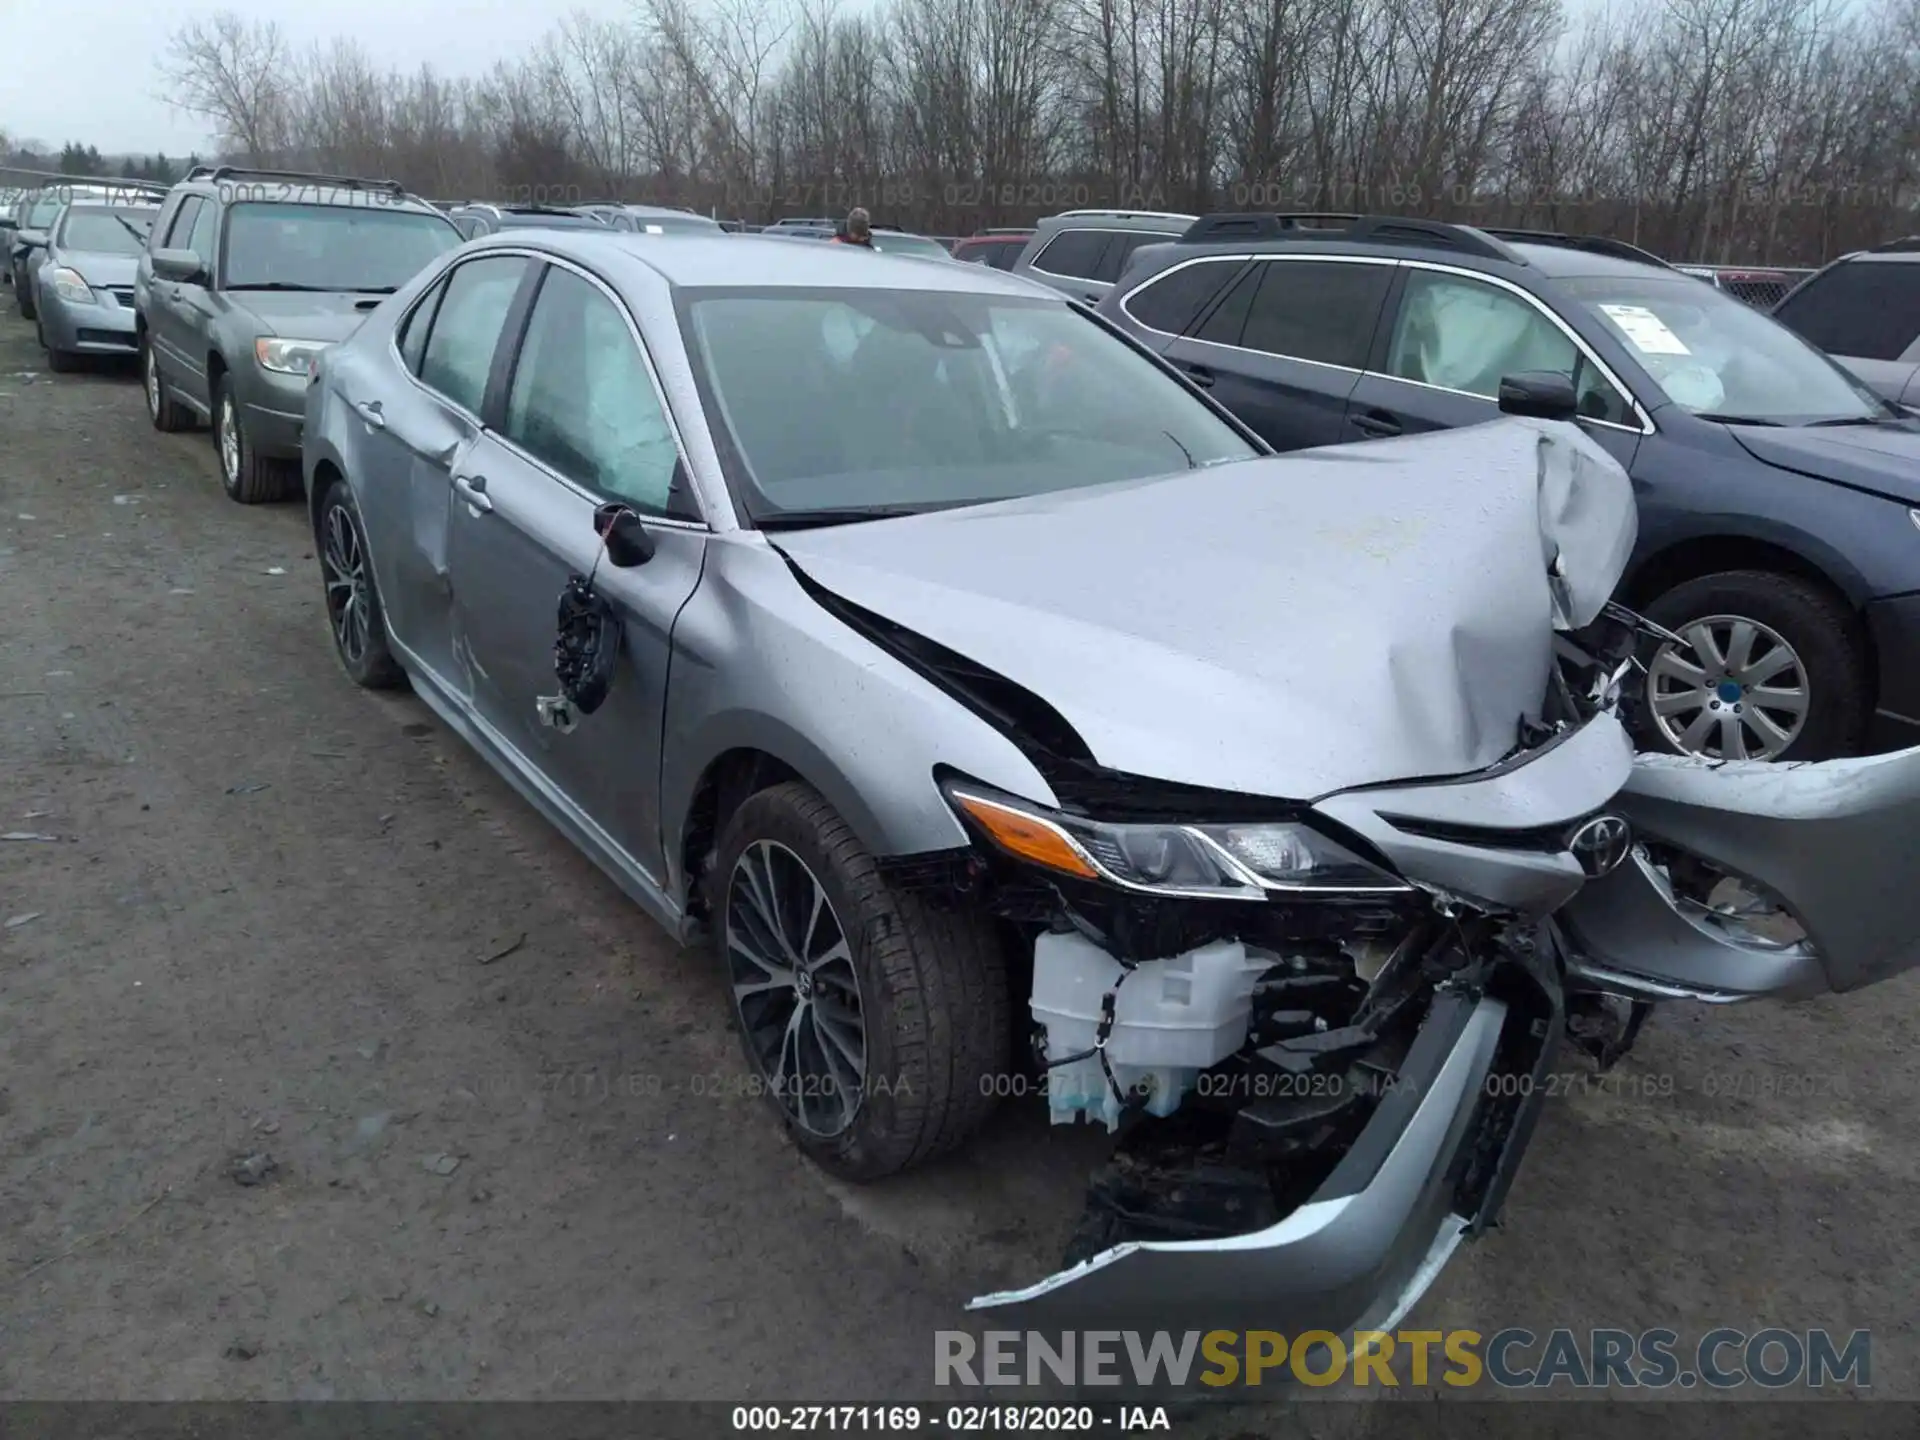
[975, 226, 1034, 236]
[1054, 208, 1197, 223]
[1870, 235, 1920, 254]
[1177, 212, 1525, 262]
[187, 165, 407, 196]
[1477, 227, 1672, 269]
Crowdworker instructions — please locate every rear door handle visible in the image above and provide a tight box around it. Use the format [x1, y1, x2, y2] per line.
[452, 473, 493, 513]
[1351, 409, 1402, 437]
[353, 400, 385, 429]
[1184, 364, 1216, 389]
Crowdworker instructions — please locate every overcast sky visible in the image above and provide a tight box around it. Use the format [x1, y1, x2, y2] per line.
[6, 0, 639, 157]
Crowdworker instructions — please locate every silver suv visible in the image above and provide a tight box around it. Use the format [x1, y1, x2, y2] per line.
[1009, 208, 1196, 305]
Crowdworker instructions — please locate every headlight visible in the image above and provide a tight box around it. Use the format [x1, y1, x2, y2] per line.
[255, 337, 329, 376]
[943, 783, 1410, 898]
[49, 266, 93, 304]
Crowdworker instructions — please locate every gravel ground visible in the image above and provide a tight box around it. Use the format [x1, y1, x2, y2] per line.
[0, 307, 1912, 1426]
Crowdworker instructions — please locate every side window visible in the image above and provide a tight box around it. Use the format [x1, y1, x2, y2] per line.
[1385, 271, 1584, 401]
[186, 197, 218, 263]
[1773, 262, 1920, 362]
[396, 276, 447, 376]
[1125, 259, 1245, 335]
[417, 255, 529, 414]
[163, 196, 203, 247]
[150, 195, 185, 250]
[1031, 229, 1110, 280]
[1241, 260, 1394, 369]
[1092, 233, 1153, 283]
[1191, 264, 1261, 347]
[502, 266, 681, 516]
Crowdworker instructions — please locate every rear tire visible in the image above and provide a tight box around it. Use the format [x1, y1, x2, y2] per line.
[713, 782, 1011, 1181]
[1639, 570, 1866, 762]
[316, 477, 405, 689]
[213, 375, 299, 504]
[143, 340, 192, 432]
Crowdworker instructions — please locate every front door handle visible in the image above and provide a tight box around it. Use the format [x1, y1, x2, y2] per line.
[453, 473, 493, 512]
[167, 286, 183, 302]
[353, 399, 385, 429]
[1184, 364, 1216, 389]
[1350, 409, 1402, 437]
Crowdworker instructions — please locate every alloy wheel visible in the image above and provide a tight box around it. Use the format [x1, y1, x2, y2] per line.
[218, 395, 241, 483]
[723, 840, 868, 1137]
[322, 502, 371, 665]
[1646, 613, 1810, 760]
[145, 349, 161, 417]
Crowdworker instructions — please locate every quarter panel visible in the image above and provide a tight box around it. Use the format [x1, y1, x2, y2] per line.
[660, 537, 1062, 886]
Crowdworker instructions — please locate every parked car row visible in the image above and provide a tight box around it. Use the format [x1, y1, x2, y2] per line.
[15, 177, 1920, 1344]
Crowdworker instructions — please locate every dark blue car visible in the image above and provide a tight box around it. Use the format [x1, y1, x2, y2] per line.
[1096, 213, 1920, 763]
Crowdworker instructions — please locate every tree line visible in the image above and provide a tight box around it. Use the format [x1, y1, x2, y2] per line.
[124, 0, 1920, 263]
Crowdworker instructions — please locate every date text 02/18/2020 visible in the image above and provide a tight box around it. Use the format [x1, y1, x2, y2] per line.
[730, 1405, 1171, 1432]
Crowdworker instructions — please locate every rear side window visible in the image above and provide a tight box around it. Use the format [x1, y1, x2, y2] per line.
[1092, 232, 1175, 284]
[985, 240, 1025, 270]
[1774, 261, 1920, 362]
[1191, 264, 1261, 346]
[1240, 260, 1394, 368]
[397, 276, 447, 375]
[417, 255, 529, 413]
[1031, 229, 1110, 279]
[1124, 259, 1245, 335]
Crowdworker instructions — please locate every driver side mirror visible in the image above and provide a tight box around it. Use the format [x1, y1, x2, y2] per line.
[1497, 370, 1580, 422]
[151, 248, 208, 285]
[594, 502, 656, 568]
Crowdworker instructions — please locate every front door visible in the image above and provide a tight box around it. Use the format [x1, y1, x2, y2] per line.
[445, 260, 706, 884]
[1344, 266, 1644, 470]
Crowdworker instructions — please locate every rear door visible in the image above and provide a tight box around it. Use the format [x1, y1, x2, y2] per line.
[445, 259, 707, 884]
[1344, 264, 1644, 469]
[362, 252, 534, 692]
[1161, 256, 1393, 451]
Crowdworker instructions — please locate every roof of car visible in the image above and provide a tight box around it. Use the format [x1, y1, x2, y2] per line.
[467, 229, 1055, 296]
[1505, 242, 1672, 278]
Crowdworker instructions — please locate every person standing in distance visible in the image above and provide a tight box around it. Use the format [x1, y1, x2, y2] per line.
[832, 207, 875, 247]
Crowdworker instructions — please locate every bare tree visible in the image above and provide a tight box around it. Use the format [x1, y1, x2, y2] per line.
[157, 12, 297, 163]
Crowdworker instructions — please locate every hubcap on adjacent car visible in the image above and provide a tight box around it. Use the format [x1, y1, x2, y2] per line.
[1646, 614, 1810, 760]
[322, 503, 370, 664]
[218, 398, 240, 481]
[723, 840, 868, 1138]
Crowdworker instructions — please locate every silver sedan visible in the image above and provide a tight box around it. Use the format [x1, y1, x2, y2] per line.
[301, 229, 1920, 1335]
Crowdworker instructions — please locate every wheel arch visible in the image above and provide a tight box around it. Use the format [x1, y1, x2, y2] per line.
[1622, 532, 1864, 614]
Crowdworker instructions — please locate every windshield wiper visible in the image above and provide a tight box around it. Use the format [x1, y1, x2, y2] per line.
[225, 282, 341, 292]
[756, 504, 938, 530]
[1804, 414, 1905, 427]
[1693, 413, 1784, 426]
[112, 214, 151, 245]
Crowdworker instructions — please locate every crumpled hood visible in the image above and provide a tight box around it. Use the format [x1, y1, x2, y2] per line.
[776, 418, 1637, 800]
[1727, 420, 1920, 506]
[231, 290, 381, 344]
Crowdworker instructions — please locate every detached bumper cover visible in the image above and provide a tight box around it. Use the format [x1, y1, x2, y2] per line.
[967, 988, 1514, 1334]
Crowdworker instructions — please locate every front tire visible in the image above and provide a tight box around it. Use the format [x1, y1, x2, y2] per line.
[213, 375, 299, 504]
[40, 319, 77, 373]
[1640, 570, 1866, 761]
[143, 340, 192, 432]
[317, 478, 404, 689]
[714, 782, 1011, 1181]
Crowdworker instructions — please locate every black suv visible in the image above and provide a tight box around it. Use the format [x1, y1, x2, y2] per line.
[136, 166, 462, 502]
[1771, 237, 1920, 409]
[1098, 212, 1920, 763]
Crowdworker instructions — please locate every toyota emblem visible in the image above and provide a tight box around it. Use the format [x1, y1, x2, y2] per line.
[1568, 815, 1633, 877]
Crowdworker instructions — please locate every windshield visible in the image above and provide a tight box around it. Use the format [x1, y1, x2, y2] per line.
[1561, 274, 1888, 424]
[58, 206, 158, 255]
[680, 286, 1260, 521]
[873, 234, 950, 261]
[222, 203, 461, 290]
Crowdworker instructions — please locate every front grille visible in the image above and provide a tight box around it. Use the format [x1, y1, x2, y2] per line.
[106, 287, 136, 307]
[1379, 813, 1585, 852]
